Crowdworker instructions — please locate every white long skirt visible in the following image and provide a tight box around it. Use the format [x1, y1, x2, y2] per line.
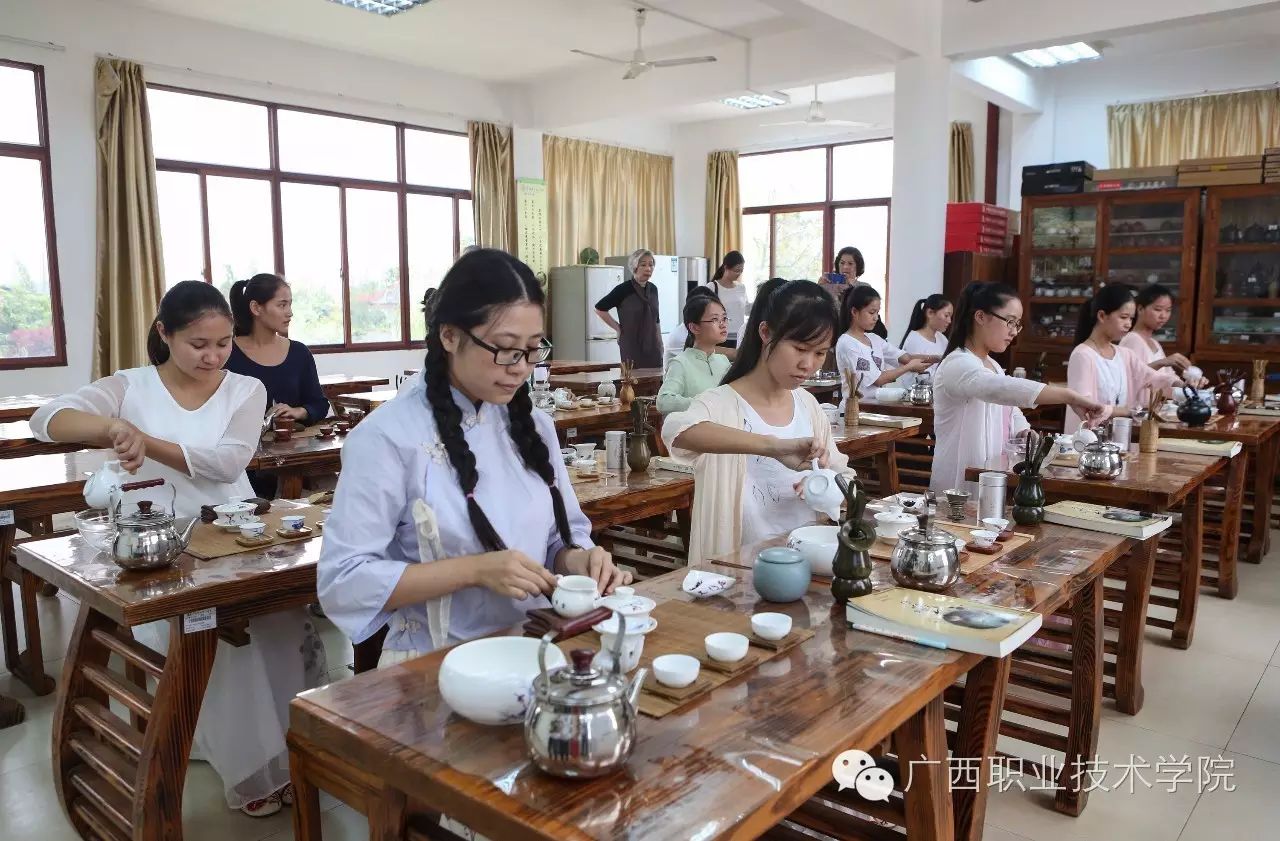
[137, 609, 327, 808]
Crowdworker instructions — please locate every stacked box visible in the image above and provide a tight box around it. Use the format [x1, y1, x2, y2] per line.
[1177, 155, 1262, 187]
[1021, 161, 1095, 196]
[945, 202, 1011, 255]
[1265, 147, 1280, 184]
[1086, 166, 1179, 192]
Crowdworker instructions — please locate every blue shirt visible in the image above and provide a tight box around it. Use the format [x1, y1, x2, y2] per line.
[225, 339, 329, 424]
[317, 379, 595, 653]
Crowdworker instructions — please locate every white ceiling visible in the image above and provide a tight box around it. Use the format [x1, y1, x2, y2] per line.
[1098, 5, 1280, 59]
[107, 0, 796, 82]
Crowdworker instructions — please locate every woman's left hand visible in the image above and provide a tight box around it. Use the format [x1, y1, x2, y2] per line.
[564, 546, 632, 594]
[273, 404, 308, 422]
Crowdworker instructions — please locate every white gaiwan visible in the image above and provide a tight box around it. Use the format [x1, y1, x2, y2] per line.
[787, 524, 839, 577]
[438, 637, 565, 725]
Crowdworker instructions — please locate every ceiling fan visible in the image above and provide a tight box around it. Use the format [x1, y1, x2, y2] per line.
[761, 85, 877, 128]
[571, 8, 717, 80]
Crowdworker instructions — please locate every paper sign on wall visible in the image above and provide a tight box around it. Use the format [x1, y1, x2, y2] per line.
[517, 178, 549, 282]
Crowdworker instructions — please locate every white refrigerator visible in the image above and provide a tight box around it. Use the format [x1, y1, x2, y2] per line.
[549, 264, 625, 363]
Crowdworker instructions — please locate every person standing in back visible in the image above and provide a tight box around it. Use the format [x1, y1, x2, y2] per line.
[594, 248, 664, 369]
[706, 250, 750, 348]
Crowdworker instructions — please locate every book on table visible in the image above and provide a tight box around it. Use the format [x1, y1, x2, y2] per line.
[854, 413, 923, 429]
[1156, 438, 1242, 458]
[1042, 500, 1172, 539]
[846, 588, 1042, 658]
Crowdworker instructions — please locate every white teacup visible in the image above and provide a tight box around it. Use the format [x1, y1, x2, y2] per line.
[280, 514, 305, 532]
[981, 517, 1010, 534]
[551, 574, 599, 618]
[573, 443, 597, 460]
[970, 529, 1000, 548]
[239, 521, 266, 540]
[874, 511, 916, 541]
[573, 457, 597, 477]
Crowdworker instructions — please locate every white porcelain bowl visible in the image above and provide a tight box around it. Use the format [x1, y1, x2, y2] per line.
[875, 386, 907, 403]
[970, 529, 1000, 548]
[652, 654, 700, 688]
[874, 511, 916, 542]
[750, 612, 793, 641]
[705, 632, 749, 663]
[786, 524, 839, 577]
[981, 517, 1010, 533]
[438, 637, 565, 725]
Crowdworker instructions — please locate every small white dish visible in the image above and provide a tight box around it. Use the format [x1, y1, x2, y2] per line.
[981, 517, 1010, 533]
[970, 529, 1000, 548]
[750, 612, 793, 641]
[215, 517, 258, 532]
[652, 654, 700, 688]
[705, 632, 749, 663]
[682, 570, 735, 598]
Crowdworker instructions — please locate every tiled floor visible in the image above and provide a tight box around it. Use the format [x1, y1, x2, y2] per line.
[2, 531, 1278, 841]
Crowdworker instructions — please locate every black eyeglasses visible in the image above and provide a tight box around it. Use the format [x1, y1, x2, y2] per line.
[464, 330, 552, 366]
[985, 312, 1023, 334]
[699, 316, 729, 326]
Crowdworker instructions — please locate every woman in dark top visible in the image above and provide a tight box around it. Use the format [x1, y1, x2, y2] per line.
[225, 273, 330, 426]
[593, 248, 664, 368]
[821, 246, 887, 340]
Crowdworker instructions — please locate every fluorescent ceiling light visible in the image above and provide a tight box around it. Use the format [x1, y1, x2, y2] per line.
[327, 0, 432, 16]
[1011, 42, 1100, 68]
[720, 92, 790, 110]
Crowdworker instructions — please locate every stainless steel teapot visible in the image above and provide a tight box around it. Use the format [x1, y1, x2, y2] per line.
[525, 612, 647, 779]
[889, 495, 960, 592]
[111, 483, 198, 571]
[907, 373, 934, 406]
[1077, 441, 1125, 480]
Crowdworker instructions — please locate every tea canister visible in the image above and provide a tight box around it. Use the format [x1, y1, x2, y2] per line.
[752, 547, 811, 603]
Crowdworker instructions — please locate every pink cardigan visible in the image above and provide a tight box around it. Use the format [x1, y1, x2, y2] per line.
[1064, 343, 1179, 433]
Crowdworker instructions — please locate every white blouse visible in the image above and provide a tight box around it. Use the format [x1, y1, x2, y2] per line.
[901, 330, 949, 380]
[931, 349, 1045, 494]
[30, 366, 265, 516]
[706, 279, 750, 340]
[318, 379, 595, 654]
[737, 391, 817, 547]
[1095, 351, 1128, 407]
[836, 332, 907, 405]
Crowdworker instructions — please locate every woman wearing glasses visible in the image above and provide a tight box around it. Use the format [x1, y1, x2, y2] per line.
[657, 292, 732, 414]
[931, 282, 1104, 494]
[319, 250, 630, 669]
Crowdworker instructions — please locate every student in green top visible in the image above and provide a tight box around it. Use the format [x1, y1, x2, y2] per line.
[657, 290, 732, 414]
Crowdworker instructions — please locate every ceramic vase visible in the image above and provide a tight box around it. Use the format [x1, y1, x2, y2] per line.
[626, 435, 651, 473]
[1011, 473, 1045, 526]
[830, 526, 874, 602]
[753, 547, 811, 603]
[619, 381, 636, 407]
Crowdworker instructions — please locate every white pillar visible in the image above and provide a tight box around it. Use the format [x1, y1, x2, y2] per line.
[887, 54, 952, 341]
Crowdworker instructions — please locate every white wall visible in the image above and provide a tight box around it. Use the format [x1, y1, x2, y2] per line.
[0, 0, 511, 395]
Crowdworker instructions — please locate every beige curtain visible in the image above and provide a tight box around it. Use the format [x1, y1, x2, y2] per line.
[467, 121, 516, 253]
[949, 121, 974, 203]
[704, 150, 741, 263]
[543, 135, 675, 268]
[1108, 88, 1280, 167]
[94, 58, 165, 378]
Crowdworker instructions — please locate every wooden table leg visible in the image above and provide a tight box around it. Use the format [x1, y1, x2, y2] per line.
[1114, 536, 1157, 715]
[952, 655, 1011, 841]
[277, 471, 305, 500]
[1245, 435, 1278, 564]
[1215, 453, 1245, 599]
[1055, 575, 1103, 816]
[897, 694, 955, 841]
[289, 738, 326, 841]
[1172, 487, 1203, 650]
[53, 605, 217, 841]
[0, 525, 21, 678]
[2, 540, 56, 695]
[370, 787, 409, 841]
[875, 444, 901, 496]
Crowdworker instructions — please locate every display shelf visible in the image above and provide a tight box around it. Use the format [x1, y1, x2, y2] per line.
[1197, 184, 1280, 360]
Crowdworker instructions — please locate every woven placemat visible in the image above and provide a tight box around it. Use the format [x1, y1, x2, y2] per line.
[186, 505, 322, 560]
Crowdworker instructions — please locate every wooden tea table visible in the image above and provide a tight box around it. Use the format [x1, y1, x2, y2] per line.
[1156, 414, 1280, 566]
[551, 402, 658, 445]
[330, 389, 395, 418]
[317, 374, 390, 401]
[966, 447, 1239, 663]
[0, 392, 55, 422]
[714, 517, 1133, 818]
[830, 421, 921, 496]
[289, 562, 997, 841]
[250, 433, 346, 499]
[13, 512, 320, 841]
[1, 420, 83, 459]
[549, 367, 663, 398]
[547, 360, 617, 375]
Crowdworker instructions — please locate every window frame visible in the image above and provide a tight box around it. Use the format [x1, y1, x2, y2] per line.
[740, 137, 893, 312]
[148, 83, 471, 353]
[0, 59, 67, 370]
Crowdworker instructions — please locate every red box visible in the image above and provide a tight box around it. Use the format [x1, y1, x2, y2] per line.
[947, 202, 1010, 223]
[945, 233, 1008, 254]
[946, 219, 1009, 238]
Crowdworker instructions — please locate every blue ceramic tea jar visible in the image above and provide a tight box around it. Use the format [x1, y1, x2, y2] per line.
[753, 547, 811, 603]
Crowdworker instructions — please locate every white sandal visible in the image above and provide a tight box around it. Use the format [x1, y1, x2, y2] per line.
[241, 790, 283, 818]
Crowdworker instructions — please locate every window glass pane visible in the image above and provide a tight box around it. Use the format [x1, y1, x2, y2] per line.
[147, 88, 269, 168]
[741, 213, 771, 297]
[738, 148, 826, 207]
[833, 205, 890, 301]
[207, 176, 275, 298]
[277, 110, 396, 182]
[458, 198, 475, 252]
[0, 65, 39, 145]
[282, 183, 343, 345]
[156, 170, 205, 289]
[0, 156, 56, 359]
[405, 129, 469, 189]
[407, 194, 455, 343]
[772, 211, 824, 280]
[346, 188, 401, 344]
[832, 140, 893, 201]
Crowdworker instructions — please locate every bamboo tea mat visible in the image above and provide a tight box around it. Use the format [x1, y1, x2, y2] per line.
[186, 505, 323, 560]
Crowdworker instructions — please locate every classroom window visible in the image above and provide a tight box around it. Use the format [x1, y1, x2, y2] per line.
[0, 61, 66, 368]
[739, 139, 892, 312]
[148, 85, 471, 351]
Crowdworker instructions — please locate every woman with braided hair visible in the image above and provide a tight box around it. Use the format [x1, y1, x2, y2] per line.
[318, 249, 630, 666]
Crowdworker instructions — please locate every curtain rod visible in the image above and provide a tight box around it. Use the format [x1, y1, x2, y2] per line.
[1114, 81, 1280, 106]
[96, 51, 504, 127]
[0, 33, 67, 52]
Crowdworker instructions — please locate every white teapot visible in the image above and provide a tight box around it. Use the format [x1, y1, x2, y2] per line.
[800, 459, 844, 522]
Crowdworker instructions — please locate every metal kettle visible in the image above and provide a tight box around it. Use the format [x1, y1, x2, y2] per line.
[907, 372, 934, 406]
[111, 483, 198, 571]
[1077, 441, 1124, 480]
[890, 496, 960, 592]
[525, 611, 647, 779]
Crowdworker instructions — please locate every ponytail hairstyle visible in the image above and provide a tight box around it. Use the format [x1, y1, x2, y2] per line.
[228, 273, 288, 336]
[711, 250, 745, 282]
[1073, 283, 1134, 346]
[1134, 282, 1173, 309]
[837, 283, 882, 336]
[833, 246, 865, 277]
[724, 279, 838, 385]
[899, 293, 951, 346]
[424, 248, 573, 554]
[945, 281, 1019, 357]
[146, 280, 233, 365]
[682, 287, 722, 349]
